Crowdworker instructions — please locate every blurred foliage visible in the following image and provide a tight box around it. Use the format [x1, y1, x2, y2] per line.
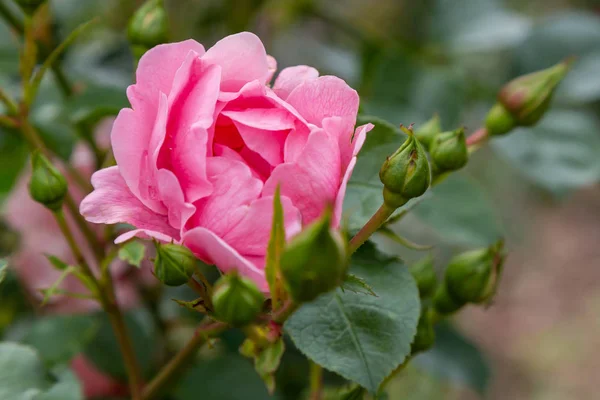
[1, 0, 600, 399]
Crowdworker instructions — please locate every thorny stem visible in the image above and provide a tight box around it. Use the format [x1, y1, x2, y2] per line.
[142, 321, 228, 400]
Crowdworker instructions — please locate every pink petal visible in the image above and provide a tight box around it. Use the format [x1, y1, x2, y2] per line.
[183, 227, 268, 291]
[273, 65, 319, 100]
[333, 157, 357, 228]
[80, 167, 179, 239]
[286, 76, 359, 127]
[160, 59, 221, 202]
[115, 229, 175, 244]
[157, 169, 196, 230]
[203, 32, 270, 92]
[324, 118, 373, 172]
[186, 157, 262, 237]
[221, 108, 296, 131]
[263, 128, 341, 224]
[130, 40, 205, 113]
[222, 195, 302, 256]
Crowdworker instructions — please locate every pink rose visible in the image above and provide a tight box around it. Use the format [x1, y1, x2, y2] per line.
[80, 32, 372, 290]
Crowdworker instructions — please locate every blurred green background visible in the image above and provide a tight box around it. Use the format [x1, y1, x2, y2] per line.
[2, 0, 600, 399]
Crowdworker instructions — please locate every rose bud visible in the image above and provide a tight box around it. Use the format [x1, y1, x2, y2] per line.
[411, 308, 435, 354]
[485, 103, 516, 137]
[409, 255, 437, 299]
[15, 0, 47, 15]
[280, 209, 348, 303]
[379, 130, 431, 209]
[444, 241, 505, 305]
[153, 242, 196, 287]
[127, 0, 169, 61]
[212, 272, 264, 326]
[429, 128, 468, 173]
[432, 283, 465, 316]
[28, 151, 67, 212]
[414, 114, 441, 149]
[486, 60, 570, 136]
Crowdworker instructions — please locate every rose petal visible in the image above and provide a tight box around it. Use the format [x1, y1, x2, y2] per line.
[203, 32, 270, 92]
[183, 227, 268, 291]
[157, 169, 196, 230]
[273, 65, 319, 100]
[263, 128, 341, 224]
[80, 167, 179, 239]
[187, 157, 262, 236]
[222, 195, 302, 256]
[286, 75, 359, 127]
[266, 55, 277, 83]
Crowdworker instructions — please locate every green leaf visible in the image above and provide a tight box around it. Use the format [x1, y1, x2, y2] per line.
[0, 259, 7, 286]
[83, 309, 158, 379]
[0, 131, 28, 199]
[412, 322, 491, 395]
[175, 353, 272, 400]
[493, 110, 600, 195]
[265, 186, 286, 307]
[118, 240, 146, 268]
[341, 274, 376, 297]
[407, 174, 503, 247]
[0, 342, 83, 400]
[45, 255, 69, 271]
[285, 242, 420, 393]
[21, 314, 99, 367]
[254, 338, 285, 394]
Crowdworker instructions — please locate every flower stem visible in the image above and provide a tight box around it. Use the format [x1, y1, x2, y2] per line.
[309, 361, 324, 400]
[55, 209, 143, 399]
[142, 321, 228, 400]
[348, 204, 395, 254]
[272, 300, 299, 324]
[466, 127, 489, 151]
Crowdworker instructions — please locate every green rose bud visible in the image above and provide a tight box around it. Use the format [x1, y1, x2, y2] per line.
[429, 128, 468, 173]
[414, 114, 442, 149]
[280, 210, 348, 303]
[485, 103, 517, 137]
[445, 241, 505, 305]
[28, 151, 67, 212]
[409, 255, 437, 298]
[379, 129, 431, 208]
[153, 243, 196, 286]
[497, 60, 570, 127]
[212, 273, 264, 326]
[15, 0, 46, 15]
[128, 0, 169, 60]
[432, 283, 465, 316]
[411, 308, 435, 354]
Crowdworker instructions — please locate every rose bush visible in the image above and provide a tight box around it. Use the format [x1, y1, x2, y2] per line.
[80, 32, 372, 290]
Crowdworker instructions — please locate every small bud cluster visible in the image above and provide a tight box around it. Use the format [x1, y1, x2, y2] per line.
[28, 152, 67, 212]
[128, 0, 169, 61]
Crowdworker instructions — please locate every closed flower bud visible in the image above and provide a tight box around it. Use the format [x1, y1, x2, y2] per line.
[153, 242, 196, 286]
[411, 308, 435, 354]
[280, 210, 348, 303]
[444, 241, 505, 305]
[498, 60, 570, 127]
[15, 0, 46, 15]
[414, 114, 442, 149]
[429, 128, 468, 172]
[379, 130, 431, 208]
[212, 273, 264, 326]
[28, 151, 67, 211]
[432, 283, 465, 316]
[128, 0, 169, 60]
[485, 103, 516, 137]
[409, 255, 437, 298]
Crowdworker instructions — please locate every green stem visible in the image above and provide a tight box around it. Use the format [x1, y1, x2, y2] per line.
[54, 209, 97, 283]
[142, 321, 228, 400]
[348, 204, 395, 254]
[0, 1, 24, 34]
[272, 300, 299, 324]
[64, 194, 104, 261]
[309, 361, 324, 400]
[466, 127, 489, 152]
[187, 277, 213, 311]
